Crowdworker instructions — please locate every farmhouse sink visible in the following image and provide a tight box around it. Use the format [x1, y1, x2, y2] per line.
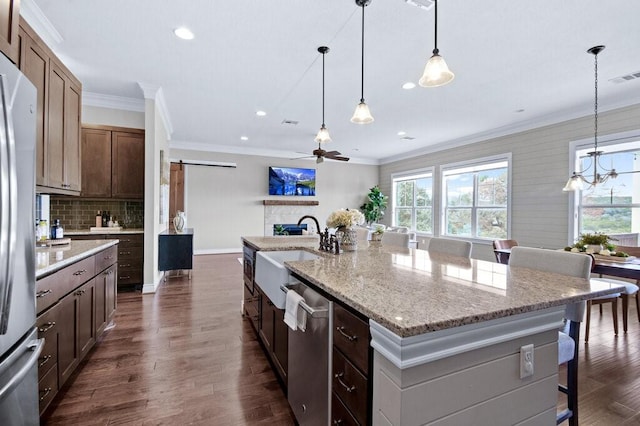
[255, 250, 320, 309]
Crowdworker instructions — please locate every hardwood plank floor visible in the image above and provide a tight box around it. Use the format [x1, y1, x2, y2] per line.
[42, 254, 640, 425]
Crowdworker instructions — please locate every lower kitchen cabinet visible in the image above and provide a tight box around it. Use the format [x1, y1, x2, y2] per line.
[256, 283, 288, 388]
[36, 244, 118, 416]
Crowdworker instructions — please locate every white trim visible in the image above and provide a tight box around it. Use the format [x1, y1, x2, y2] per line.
[20, 0, 64, 45]
[195, 248, 243, 255]
[142, 279, 162, 294]
[369, 307, 564, 369]
[82, 91, 145, 112]
[391, 168, 435, 234]
[391, 167, 434, 180]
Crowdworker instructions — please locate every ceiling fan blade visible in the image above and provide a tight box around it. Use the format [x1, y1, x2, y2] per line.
[330, 156, 350, 162]
[323, 150, 342, 156]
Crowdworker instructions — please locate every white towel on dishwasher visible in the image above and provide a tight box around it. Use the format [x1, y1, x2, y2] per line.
[284, 290, 307, 332]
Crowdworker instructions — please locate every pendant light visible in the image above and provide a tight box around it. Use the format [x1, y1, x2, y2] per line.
[315, 46, 332, 144]
[419, 0, 454, 87]
[563, 45, 619, 192]
[351, 0, 374, 124]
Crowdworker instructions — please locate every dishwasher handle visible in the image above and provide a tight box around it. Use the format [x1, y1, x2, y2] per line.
[280, 285, 329, 318]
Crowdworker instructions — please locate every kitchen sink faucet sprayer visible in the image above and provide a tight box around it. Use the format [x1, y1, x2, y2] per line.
[297, 215, 321, 235]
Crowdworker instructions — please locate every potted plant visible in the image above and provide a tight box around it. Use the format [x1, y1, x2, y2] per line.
[371, 225, 384, 242]
[360, 186, 388, 225]
[574, 232, 615, 254]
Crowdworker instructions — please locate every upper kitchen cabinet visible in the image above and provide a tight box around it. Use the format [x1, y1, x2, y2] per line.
[18, 21, 82, 195]
[0, 0, 20, 63]
[81, 126, 145, 199]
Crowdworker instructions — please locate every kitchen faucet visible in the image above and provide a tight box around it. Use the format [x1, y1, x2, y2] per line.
[297, 215, 321, 235]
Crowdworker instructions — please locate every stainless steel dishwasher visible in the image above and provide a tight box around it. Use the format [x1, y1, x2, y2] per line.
[281, 280, 333, 426]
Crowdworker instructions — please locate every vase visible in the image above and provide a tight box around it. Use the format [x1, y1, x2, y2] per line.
[336, 226, 358, 251]
[586, 244, 603, 254]
[173, 211, 186, 233]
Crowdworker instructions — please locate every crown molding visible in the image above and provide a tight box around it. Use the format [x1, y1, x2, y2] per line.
[20, 0, 63, 46]
[82, 91, 145, 112]
[137, 83, 174, 138]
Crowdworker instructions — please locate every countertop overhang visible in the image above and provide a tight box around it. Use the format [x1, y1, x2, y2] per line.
[242, 236, 624, 338]
[36, 239, 119, 279]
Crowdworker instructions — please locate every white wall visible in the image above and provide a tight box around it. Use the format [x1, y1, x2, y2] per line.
[82, 105, 144, 129]
[169, 149, 379, 253]
[379, 104, 640, 261]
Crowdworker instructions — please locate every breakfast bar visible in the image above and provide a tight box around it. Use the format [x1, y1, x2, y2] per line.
[242, 237, 623, 425]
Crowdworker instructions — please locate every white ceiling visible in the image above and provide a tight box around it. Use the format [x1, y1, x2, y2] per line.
[24, 0, 640, 164]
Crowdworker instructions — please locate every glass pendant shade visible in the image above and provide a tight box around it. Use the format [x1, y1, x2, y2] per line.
[350, 101, 374, 124]
[419, 53, 455, 87]
[562, 173, 584, 192]
[314, 125, 332, 143]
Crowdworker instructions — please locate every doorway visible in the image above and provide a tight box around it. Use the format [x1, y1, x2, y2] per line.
[169, 162, 185, 225]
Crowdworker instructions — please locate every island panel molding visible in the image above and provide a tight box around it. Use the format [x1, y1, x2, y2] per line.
[369, 306, 564, 370]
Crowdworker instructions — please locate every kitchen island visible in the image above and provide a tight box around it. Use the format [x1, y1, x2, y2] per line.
[241, 237, 622, 425]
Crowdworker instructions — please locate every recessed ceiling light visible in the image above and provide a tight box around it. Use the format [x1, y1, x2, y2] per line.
[402, 82, 416, 90]
[173, 27, 194, 40]
[256, 110, 267, 117]
[397, 131, 407, 136]
[240, 136, 249, 141]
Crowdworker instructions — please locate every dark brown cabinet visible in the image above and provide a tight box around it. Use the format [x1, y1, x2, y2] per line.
[36, 245, 118, 416]
[0, 0, 19, 63]
[81, 126, 145, 199]
[18, 21, 82, 195]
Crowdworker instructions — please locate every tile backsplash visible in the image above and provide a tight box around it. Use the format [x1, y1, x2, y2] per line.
[49, 198, 144, 230]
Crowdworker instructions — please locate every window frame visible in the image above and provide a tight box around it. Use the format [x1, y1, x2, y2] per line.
[567, 130, 640, 243]
[440, 153, 512, 242]
[391, 167, 434, 235]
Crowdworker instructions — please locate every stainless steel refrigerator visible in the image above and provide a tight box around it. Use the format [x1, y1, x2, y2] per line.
[0, 51, 43, 425]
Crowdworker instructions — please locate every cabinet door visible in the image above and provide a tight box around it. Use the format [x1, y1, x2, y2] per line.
[81, 128, 112, 197]
[112, 131, 145, 199]
[19, 31, 48, 186]
[47, 62, 65, 190]
[63, 80, 81, 192]
[95, 270, 106, 336]
[77, 279, 96, 361]
[0, 0, 19, 63]
[272, 307, 288, 383]
[259, 292, 274, 352]
[106, 264, 117, 323]
[57, 291, 79, 385]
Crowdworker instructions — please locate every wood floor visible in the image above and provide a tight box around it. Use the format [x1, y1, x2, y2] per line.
[42, 254, 640, 425]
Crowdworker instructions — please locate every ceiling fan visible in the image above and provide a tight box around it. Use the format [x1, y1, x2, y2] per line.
[312, 143, 350, 163]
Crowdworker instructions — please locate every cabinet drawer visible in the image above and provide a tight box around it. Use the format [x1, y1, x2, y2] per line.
[118, 269, 142, 286]
[115, 234, 143, 248]
[95, 245, 118, 273]
[118, 245, 143, 260]
[38, 364, 58, 416]
[117, 259, 142, 271]
[37, 255, 95, 308]
[333, 304, 369, 375]
[332, 392, 360, 426]
[36, 306, 59, 381]
[333, 349, 368, 426]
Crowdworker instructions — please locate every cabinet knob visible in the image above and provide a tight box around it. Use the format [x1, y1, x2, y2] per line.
[72, 269, 87, 276]
[75, 289, 86, 296]
[119, 275, 131, 280]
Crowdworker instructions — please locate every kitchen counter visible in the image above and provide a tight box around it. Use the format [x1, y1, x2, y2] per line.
[36, 239, 119, 278]
[241, 235, 320, 252]
[64, 228, 144, 235]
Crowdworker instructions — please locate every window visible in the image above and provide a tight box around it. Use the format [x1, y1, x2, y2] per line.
[442, 156, 509, 239]
[574, 139, 640, 236]
[392, 170, 433, 234]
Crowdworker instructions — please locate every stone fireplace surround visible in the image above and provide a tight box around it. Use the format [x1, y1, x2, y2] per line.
[263, 200, 319, 236]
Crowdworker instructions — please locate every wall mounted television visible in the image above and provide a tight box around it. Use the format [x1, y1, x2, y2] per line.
[268, 167, 316, 196]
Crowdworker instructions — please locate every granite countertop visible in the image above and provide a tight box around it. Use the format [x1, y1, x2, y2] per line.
[244, 239, 623, 338]
[65, 228, 144, 235]
[242, 235, 320, 251]
[36, 239, 119, 279]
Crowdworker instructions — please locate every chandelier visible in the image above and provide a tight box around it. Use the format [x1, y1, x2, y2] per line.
[563, 45, 617, 192]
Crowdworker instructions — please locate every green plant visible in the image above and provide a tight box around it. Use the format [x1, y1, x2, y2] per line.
[577, 232, 613, 246]
[273, 224, 289, 236]
[374, 225, 385, 235]
[360, 186, 388, 224]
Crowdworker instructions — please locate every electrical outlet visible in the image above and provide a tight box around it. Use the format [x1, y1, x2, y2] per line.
[520, 344, 534, 379]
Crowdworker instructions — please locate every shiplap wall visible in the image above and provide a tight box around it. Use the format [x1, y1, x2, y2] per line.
[379, 104, 640, 261]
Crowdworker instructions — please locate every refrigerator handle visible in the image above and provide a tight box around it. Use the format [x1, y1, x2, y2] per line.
[0, 338, 44, 404]
[0, 74, 12, 335]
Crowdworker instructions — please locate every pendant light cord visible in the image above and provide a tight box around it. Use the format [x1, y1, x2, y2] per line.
[360, 4, 365, 103]
[594, 50, 599, 153]
[322, 51, 326, 126]
[433, 0, 439, 54]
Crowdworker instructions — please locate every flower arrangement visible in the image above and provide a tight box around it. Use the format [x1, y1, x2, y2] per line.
[326, 209, 365, 229]
[564, 232, 618, 254]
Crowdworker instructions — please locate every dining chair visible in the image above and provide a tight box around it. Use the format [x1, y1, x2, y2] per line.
[381, 232, 410, 248]
[509, 246, 591, 426]
[587, 244, 640, 340]
[492, 239, 518, 264]
[354, 226, 370, 243]
[427, 237, 472, 258]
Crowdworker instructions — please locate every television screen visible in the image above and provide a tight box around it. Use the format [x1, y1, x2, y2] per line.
[269, 167, 316, 196]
